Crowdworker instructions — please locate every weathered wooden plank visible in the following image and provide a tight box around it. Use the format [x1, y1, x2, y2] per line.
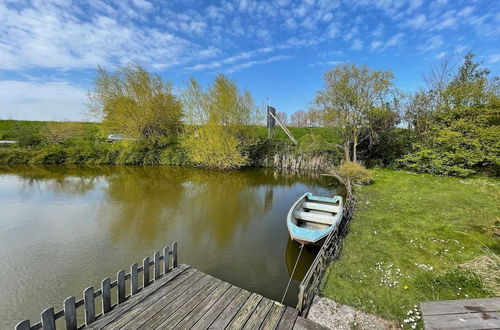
[84, 287, 96, 325]
[174, 281, 232, 329]
[190, 286, 242, 330]
[155, 278, 224, 329]
[154, 251, 160, 280]
[87, 264, 191, 330]
[164, 246, 170, 273]
[63, 296, 77, 330]
[207, 289, 252, 329]
[242, 297, 274, 330]
[260, 303, 285, 330]
[133, 274, 213, 329]
[143, 256, 150, 287]
[225, 293, 263, 330]
[104, 269, 204, 330]
[41, 307, 56, 330]
[423, 311, 500, 330]
[276, 306, 299, 330]
[131, 263, 138, 296]
[172, 241, 178, 268]
[117, 270, 126, 304]
[421, 297, 500, 316]
[15, 320, 30, 330]
[102, 278, 111, 314]
[293, 317, 330, 330]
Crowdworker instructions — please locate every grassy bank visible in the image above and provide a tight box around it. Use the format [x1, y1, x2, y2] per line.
[322, 169, 499, 328]
[0, 120, 343, 168]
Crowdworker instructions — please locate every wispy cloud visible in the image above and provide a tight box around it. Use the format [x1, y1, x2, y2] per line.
[186, 47, 274, 71]
[226, 55, 294, 73]
[488, 54, 500, 63]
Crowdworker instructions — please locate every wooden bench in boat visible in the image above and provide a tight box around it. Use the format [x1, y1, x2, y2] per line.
[294, 211, 336, 225]
[302, 202, 339, 213]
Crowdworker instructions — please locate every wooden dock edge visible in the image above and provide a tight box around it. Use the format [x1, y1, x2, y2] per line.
[15, 242, 178, 330]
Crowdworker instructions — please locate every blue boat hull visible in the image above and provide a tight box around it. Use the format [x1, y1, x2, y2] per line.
[287, 193, 343, 246]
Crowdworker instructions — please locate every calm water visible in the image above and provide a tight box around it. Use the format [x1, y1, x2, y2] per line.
[0, 165, 342, 328]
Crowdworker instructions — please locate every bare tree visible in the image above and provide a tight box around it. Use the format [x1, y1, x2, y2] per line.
[290, 109, 308, 127]
[276, 112, 288, 125]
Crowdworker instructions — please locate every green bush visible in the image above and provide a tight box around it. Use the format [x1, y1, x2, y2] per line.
[160, 144, 189, 166]
[0, 148, 34, 164]
[30, 146, 68, 164]
[338, 161, 373, 185]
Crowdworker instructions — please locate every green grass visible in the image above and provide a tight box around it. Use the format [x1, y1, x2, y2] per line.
[322, 169, 499, 327]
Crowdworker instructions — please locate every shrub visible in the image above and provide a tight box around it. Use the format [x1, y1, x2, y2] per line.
[181, 125, 247, 169]
[338, 161, 372, 185]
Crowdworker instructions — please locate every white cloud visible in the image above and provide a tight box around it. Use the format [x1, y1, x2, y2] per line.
[405, 14, 426, 29]
[351, 39, 363, 50]
[0, 1, 208, 70]
[386, 33, 405, 47]
[186, 47, 274, 71]
[226, 55, 293, 73]
[372, 23, 385, 37]
[436, 51, 447, 59]
[370, 40, 383, 51]
[407, 0, 423, 13]
[322, 12, 333, 22]
[418, 35, 444, 52]
[488, 54, 500, 63]
[0, 80, 87, 121]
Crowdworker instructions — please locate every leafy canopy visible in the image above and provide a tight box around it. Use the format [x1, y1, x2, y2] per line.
[88, 64, 183, 141]
[181, 74, 260, 169]
[400, 53, 500, 176]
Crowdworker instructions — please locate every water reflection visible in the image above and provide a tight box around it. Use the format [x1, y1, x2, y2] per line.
[0, 165, 341, 329]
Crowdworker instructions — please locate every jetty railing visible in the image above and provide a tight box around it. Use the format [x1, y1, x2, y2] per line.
[297, 177, 356, 315]
[16, 242, 178, 330]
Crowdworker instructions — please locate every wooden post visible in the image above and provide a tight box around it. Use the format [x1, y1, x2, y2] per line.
[131, 263, 138, 295]
[102, 278, 111, 314]
[84, 287, 96, 325]
[154, 251, 160, 280]
[143, 257, 150, 287]
[163, 246, 170, 273]
[15, 320, 30, 330]
[41, 307, 56, 330]
[64, 296, 77, 330]
[117, 270, 126, 304]
[172, 241, 178, 268]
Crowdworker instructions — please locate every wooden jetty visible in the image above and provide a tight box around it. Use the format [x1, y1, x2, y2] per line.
[421, 297, 500, 329]
[16, 242, 327, 330]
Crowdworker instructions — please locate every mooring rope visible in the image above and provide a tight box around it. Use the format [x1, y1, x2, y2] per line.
[280, 243, 304, 305]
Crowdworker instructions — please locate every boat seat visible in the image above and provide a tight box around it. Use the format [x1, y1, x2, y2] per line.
[294, 211, 336, 225]
[302, 202, 339, 213]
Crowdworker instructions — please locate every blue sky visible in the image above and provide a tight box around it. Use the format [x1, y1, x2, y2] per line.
[0, 0, 499, 121]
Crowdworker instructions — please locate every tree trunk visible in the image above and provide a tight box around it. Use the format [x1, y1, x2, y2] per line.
[344, 140, 351, 162]
[353, 135, 358, 163]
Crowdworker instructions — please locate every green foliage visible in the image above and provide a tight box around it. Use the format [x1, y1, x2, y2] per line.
[182, 75, 260, 169]
[314, 63, 400, 162]
[14, 122, 43, 147]
[401, 53, 500, 176]
[0, 148, 35, 164]
[338, 161, 373, 185]
[182, 125, 248, 169]
[88, 64, 183, 140]
[360, 128, 414, 167]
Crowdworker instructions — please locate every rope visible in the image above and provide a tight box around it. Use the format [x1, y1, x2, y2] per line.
[280, 243, 304, 304]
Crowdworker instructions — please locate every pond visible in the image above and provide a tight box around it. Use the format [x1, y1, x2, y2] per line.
[0, 165, 343, 328]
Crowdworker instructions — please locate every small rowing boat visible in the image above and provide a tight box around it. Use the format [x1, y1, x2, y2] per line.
[287, 192, 343, 246]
